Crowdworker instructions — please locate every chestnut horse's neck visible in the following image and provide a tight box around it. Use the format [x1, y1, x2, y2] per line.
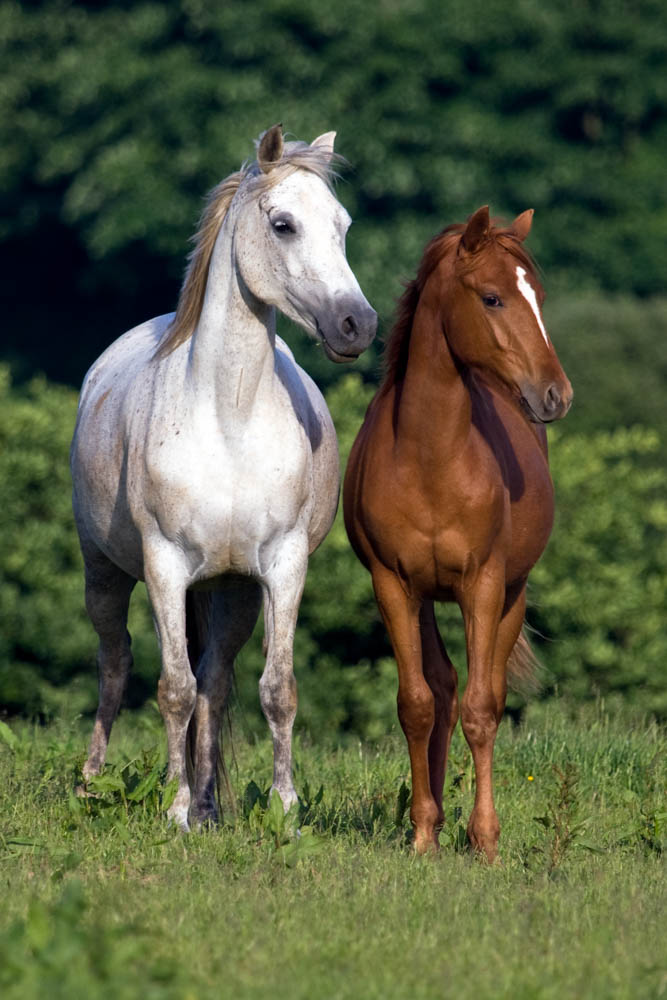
[391, 266, 473, 454]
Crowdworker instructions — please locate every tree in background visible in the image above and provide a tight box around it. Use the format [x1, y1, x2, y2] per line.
[2, 0, 667, 387]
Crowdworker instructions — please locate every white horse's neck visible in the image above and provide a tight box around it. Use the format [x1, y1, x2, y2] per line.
[186, 209, 277, 421]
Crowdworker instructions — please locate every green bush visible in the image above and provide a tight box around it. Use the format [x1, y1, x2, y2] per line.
[1, 365, 665, 732]
[544, 293, 667, 444]
[531, 425, 667, 715]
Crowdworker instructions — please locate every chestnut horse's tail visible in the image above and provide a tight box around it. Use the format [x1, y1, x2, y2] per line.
[507, 627, 541, 695]
[184, 591, 235, 818]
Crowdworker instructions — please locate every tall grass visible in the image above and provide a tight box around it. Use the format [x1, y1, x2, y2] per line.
[0, 702, 664, 999]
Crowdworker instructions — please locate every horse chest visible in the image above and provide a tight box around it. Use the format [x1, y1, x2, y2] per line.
[354, 410, 553, 595]
[143, 414, 313, 577]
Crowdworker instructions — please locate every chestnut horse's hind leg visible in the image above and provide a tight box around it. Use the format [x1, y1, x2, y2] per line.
[459, 572, 526, 862]
[190, 580, 263, 825]
[373, 570, 439, 853]
[419, 601, 459, 831]
[81, 542, 136, 782]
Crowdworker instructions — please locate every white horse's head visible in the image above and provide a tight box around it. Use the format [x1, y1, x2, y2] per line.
[157, 126, 377, 363]
[232, 125, 377, 362]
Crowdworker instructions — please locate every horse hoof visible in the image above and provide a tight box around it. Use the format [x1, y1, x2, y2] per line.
[190, 808, 219, 831]
[413, 830, 439, 856]
[74, 783, 98, 799]
[269, 786, 298, 813]
[167, 804, 191, 833]
[473, 846, 501, 865]
[467, 833, 500, 864]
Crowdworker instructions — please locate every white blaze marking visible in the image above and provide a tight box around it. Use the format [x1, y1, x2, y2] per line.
[516, 266, 549, 346]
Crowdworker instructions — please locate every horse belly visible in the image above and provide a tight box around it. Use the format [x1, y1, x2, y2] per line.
[71, 422, 147, 579]
[505, 472, 555, 584]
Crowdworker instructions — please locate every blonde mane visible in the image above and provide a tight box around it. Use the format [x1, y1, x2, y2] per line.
[155, 141, 339, 359]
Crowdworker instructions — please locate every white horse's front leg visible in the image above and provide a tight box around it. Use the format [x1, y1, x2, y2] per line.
[191, 580, 263, 825]
[259, 535, 309, 811]
[144, 550, 196, 831]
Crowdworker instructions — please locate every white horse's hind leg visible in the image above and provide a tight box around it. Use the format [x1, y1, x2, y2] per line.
[81, 544, 136, 781]
[190, 579, 262, 825]
[144, 553, 196, 831]
[259, 537, 309, 811]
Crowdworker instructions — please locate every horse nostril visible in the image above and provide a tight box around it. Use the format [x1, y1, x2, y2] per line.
[545, 385, 561, 413]
[341, 315, 357, 339]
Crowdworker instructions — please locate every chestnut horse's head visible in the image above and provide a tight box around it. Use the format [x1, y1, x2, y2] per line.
[443, 206, 572, 423]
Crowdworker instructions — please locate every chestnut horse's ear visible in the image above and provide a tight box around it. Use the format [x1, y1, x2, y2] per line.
[311, 131, 336, 156]
[257, 123, 284, 173]
[461, 205, 490, 253]
[511, 208, 534, 242]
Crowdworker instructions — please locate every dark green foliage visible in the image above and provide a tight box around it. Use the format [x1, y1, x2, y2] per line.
[2, 0, 667, 384]
[546, 293, 667, 443]
[0, 880, 182, 998]
[0, 370, 90, 716]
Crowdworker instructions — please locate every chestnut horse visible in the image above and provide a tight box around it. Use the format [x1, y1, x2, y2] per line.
[344, 206, 572, 860]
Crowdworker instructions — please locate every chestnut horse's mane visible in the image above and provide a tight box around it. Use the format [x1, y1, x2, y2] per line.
[381, 221, 540, 390]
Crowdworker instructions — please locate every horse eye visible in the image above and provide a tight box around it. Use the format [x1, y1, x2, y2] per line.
[482, 293, 502, 308]
[272, 218, 294, 236]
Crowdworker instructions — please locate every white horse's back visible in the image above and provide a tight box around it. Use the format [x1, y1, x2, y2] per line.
[78, 313, 171, 407]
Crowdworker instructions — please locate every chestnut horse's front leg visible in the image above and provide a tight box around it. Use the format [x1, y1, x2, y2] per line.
[459, 569, 526, 862]
[373, 569, 439, 853]
[419, 601, 459, 831]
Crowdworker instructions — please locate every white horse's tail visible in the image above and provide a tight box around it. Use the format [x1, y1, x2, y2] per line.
[185, 592, 235, 819]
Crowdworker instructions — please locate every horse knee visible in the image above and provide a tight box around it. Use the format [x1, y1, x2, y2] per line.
[397, 683, 434, 742]
[259, 670, 297, 729]
[158, 671, 196, 724]
[460, 696, 497, 748]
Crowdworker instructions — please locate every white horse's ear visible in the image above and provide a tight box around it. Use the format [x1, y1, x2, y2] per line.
[258, 123, 284, 173]
[311, 131, 336, 156]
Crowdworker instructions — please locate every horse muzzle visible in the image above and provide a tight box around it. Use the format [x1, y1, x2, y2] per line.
[317, 296, 377, 363]
[520, 379, 573, 423]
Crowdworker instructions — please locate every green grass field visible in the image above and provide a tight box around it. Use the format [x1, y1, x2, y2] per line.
[0, 701, 664, 1000]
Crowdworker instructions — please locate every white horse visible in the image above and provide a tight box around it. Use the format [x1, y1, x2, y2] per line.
[71, 125, 377, 829]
